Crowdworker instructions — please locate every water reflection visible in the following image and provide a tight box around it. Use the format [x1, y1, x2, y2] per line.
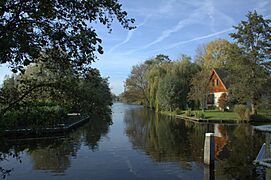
[0, 115, 111, 178]
[215, 125, 264, 179]
[124, 107, 265, 179]
[0, 104, 268, 179]
[124, 108, 207, 165]
[30, 137, 80, 174]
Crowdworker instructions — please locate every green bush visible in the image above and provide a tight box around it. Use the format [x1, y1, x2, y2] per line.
[234, 104, 251, 122]
[185, 108, 193, 117]
[245, 108, 251, 121]
[175, 108, 183, 115]
[2, 105, 67, 129]
[195, 111, 205, 119]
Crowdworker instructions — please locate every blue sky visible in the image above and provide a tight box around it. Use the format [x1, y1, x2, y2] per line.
[1, 0, 271, 95]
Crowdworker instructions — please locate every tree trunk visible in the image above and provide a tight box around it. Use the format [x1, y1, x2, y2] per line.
[201, 98, 205, 111]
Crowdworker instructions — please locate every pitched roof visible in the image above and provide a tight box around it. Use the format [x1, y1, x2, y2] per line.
[213, 68, 230, 89]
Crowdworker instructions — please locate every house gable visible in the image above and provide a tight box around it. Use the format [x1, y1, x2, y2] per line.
[209, 69, 228, 93]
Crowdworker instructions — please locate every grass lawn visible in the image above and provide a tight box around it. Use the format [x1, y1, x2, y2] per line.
[162, 109, 238, 121]
[258, 110, 271, 118]
[203, 110, 238, 120]
[162, 109, 271, 122]
[160, 110, 178, 116]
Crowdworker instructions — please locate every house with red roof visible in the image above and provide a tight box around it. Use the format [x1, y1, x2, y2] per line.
[208, 68, 229, 107]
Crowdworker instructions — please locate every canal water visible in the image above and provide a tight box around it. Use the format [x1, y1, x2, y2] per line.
[0, 103, 268, 179]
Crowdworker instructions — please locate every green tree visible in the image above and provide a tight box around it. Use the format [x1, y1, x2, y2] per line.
[218, 93, 228, 111]
[0, 75, 19, 105]
[123, 54, 171, 108]
[123, 63, 149, 105]
[157, 74, 180, 111]
[146, 55, 171, 109]
[195, 39, 232, 71]
[0, 49, 76, 115]
[0, 0, 135, 72]
[173, 55, 200, 109]
[0, 51, 113, 127]
[77, 69, 113, 115]
[188, 70, 210, 110]
[124, 54, 199, 111]
[229, 11, 271, 115]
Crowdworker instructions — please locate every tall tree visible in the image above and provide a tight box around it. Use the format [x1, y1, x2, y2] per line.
[146, 55, 171, 109]
[188, 70, 210, 110]
[77, 69, 113, 114]
[0, 0, 135, 72]
[124, 54, 199, 111]
[123, 63, 149, 105]
[195, 39, 232, 71]
[229, 11, 271, 114]
[156, 74, 181, 111]
[171, 55, 200, 109]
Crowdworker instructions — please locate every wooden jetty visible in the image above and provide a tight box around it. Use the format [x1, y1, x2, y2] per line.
[3, 115, 90, 139]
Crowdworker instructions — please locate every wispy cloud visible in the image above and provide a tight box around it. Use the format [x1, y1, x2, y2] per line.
[122, 0, 236, 56]
[159, 0, 177, 14]
[126, 0, 178, 18]
[122, 7, 206, 55]
[108, 15, 151, 54]
[107, 0, 181, 54]
[142, 19, 197, 49]
[163, 28, 234, 50]
[206, 0, 216, 32]
[142, 7, 204, 49]
[257, 0, 269, 14]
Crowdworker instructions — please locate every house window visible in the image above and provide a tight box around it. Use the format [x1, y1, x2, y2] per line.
[213, 79, 218, 87]
[216, 79, 219, 86]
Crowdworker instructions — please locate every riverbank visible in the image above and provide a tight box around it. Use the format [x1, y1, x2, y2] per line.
[161, 110, 271, 124]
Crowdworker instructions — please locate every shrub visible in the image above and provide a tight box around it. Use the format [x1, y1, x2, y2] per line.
[245, 108, 251, 121]
[207, 106, 217, 110]
[175, 108, 183, 115]
[195, 111, 205, 119]
[185, 108, 193, 117]
[218, 93, 228, 111]
[2, 105, 67, 129]
[234, 104, 251, 122]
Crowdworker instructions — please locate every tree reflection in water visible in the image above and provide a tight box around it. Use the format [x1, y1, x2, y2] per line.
[124, 108, 211, 170]
[123, 108, 265, 179]
[0, 114, 112, 178]
[215, 125, 265, 179]
[0, 105, 267, 179]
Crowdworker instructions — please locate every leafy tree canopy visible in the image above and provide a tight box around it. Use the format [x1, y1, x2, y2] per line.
[195, 39, 233, 71]
[230, 10, 271, 72]
[228, 11, 271, 114]
[123, 63, 149, 105]
[0, 0, 135, 73]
